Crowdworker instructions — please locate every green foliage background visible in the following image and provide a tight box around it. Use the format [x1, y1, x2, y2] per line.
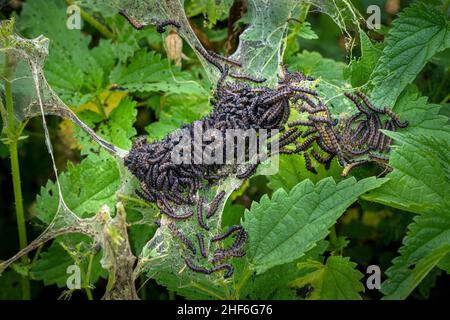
[0, 0, 449, 300]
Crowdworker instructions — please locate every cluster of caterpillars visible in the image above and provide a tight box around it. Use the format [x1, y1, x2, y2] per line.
[121, 15, 409, 279]
[167, 197, 248, 279]
[278, 89, 409, 176]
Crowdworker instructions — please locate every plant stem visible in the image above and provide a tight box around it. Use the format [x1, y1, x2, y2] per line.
[232, 265, 253, 300]
[138, 275, 148, 300]
[85, 284, 94, 301]
[65, 0, 114, 39]
[85, 254, 94, 300]
[94, 96, 107, 120]
[5, 79, 30, 300]
[432, 70, 449, 103]
[440, 92, 450, 104]
[30, 244, 43, 266]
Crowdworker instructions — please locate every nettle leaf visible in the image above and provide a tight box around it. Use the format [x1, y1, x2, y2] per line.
[290, 256, 365, 300]
[344, 30, 382, 88]
[205, 0, 234, 26]
[267, 51, 347, 191]
[381, 210, 450, 300]
[109, 49, 206, 95]
[97, 97, 137, 150]
[297, 22, 319, 40]
[286, 50, 351, 115]
[35, 156, 120, 224]
[184, 0, 233, 25]
[286, 50, 346, 86]
[394, 87, 450, 140]
[362, 88, 450, 212]
[437, 253, 450, 274]
[358, 133, 450, 299]
[229, 0, 299, 85]
[110, 15, 160, 63]
[30, 241, 74, 287]
[266, 153, 342, 191]
[18, 0, 115, 106]
[363, 133, 449, 214]
[370, 2, 450, 107]
[74, 96, 138, 155]
[0, 270, 22, 299]
[31, 240, 107, 288]
[145, 94, 210, 140]
[243, 177, 386, 274]
[241, 240, 329, 300]
[18, 0, 168, 106]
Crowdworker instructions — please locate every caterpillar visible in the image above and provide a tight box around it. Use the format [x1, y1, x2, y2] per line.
[196, 233, 207, 258]
[168, 223, 196, 255]
[121, 15, 410, 280]
[211, 225, 243, 242]
[196, 199, 210, 231]
[207, 50, 242, 67]
[206, 191, 226, 219]
[303, 152, 318, 174]
[156, 19, 181, 33]
[119, 10, 145, 30]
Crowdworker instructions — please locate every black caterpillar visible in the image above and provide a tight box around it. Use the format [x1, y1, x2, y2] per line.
[168, 193, 247, 279]
[124, 49, 315, 216]
[122, 16, 409, 279]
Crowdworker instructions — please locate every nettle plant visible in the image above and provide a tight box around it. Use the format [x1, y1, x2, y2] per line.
[0, 0, 449, 300]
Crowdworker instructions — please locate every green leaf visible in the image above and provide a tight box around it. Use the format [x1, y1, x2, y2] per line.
[297, 22, 319, 40]
[290, 256, 365, 300]
[370, 2, 450, 107]
[266, 153, 342, 191]
[74, 96, 138, 156]
[18, 0, 168, 106]
[229, 0, 299, 85]
[31, 240, 107, 288]
[0, 270, 24, 299]
[243, 176, 386, 274]
[358, 133, 450, 299]
[18, 0, 115, 106]
[393, 87, 450, 140]
[35, 156, 120, 224]
[381, 212, 450, 300]
[417, 267, 442, 299]
[30, 242, 74, 287]
[110, 15, 160, 63]
[129, 224, 155, 255]
[437, 253, 450, 273]
[363, 133, 449, 214]
[242, 240, 329, 300]
[205, 0, 234, 26]
[287, 50, 346, 86]
[145, 93, 210, 140]
[344, 30, 382, 88]
[97, 97, 137, 150]
[109, 49, 206, 95]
